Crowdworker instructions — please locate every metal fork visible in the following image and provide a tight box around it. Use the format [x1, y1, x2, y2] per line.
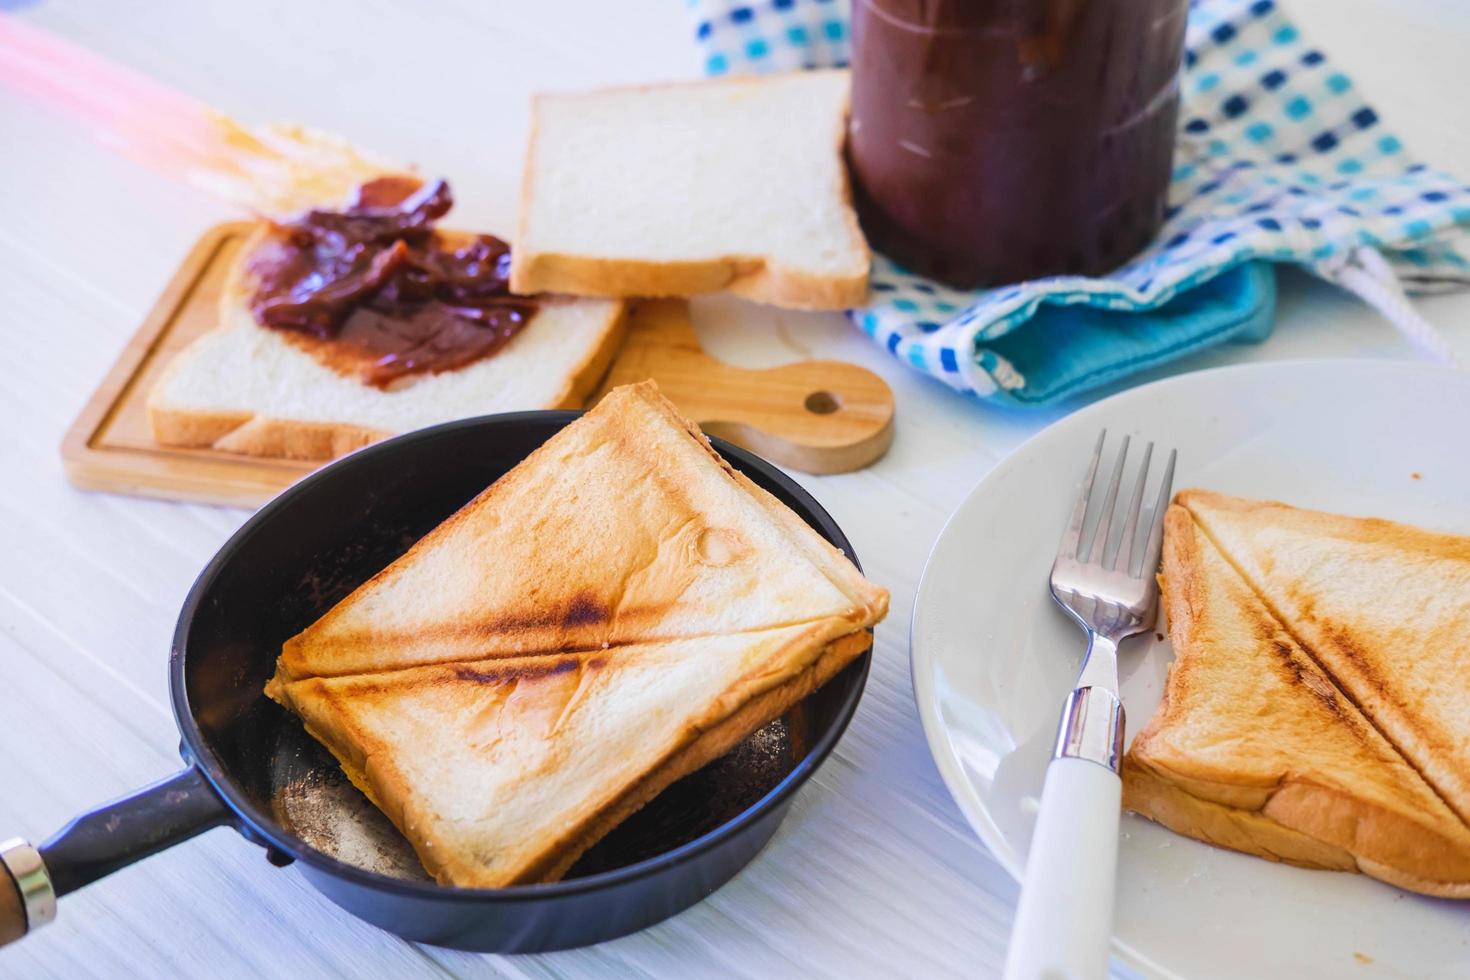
[1004, 432, 1176, 980]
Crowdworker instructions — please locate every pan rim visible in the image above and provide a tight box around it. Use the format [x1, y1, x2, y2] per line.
[168, 409, 872, 903]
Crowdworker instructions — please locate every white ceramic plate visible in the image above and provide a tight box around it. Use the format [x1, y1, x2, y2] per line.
[911, 360, 1470, 980]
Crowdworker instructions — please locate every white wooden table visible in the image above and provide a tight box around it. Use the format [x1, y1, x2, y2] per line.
[2, 1, 1467, 977]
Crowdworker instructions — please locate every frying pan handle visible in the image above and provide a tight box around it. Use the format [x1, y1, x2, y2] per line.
[0, 766, 230, 946]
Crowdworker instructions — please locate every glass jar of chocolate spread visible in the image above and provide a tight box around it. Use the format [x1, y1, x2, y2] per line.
[849, 0, 1189, 288]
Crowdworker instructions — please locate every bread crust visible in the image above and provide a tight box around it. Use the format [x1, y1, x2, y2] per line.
[542, 297, 627, 408]
[510, 251, 869, 312]
[1124, 760, 1470, 899]
[147, 223, 627, 461]
[510, 71, 870, 311]
[1125, 502, 1470, 898]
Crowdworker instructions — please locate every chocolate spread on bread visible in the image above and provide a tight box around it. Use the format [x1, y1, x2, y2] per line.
[248, 177, 537, 388]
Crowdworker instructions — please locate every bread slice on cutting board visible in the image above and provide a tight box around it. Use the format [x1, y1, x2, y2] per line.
[271, 624, 871, 888]
[147, 225, 627, 461]
[274, 380, 887, 682]
[1124, 497, 1470, 898]
[511, 69, 869, 310]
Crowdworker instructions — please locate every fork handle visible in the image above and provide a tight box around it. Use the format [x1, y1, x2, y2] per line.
[1003, 757, 1122, 980]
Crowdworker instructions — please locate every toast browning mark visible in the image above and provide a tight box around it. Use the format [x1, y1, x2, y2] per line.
[1315, 621, 1440, 761]
[563, 593, 606, 627]
[1252, 618, 1351, 727]
[453, 656, 582, 686]
[451, 654, 610, 687]
[326, 590, 617, 651]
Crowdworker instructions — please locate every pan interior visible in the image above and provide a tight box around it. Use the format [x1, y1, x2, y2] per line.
[180, 416, 849, 886]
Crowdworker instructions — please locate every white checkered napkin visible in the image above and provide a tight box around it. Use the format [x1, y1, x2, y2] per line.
[687, 0, 1470, 402]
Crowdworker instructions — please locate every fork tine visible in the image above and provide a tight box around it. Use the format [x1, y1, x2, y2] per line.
[1113, 442, 1153, 573]
[1057, 431, 1106, 561]
[1087, 435, 1130, 564]
[1138, 448, 1178, 579]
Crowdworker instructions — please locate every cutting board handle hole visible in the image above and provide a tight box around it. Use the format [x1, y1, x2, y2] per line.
[804, 390, 842, 415]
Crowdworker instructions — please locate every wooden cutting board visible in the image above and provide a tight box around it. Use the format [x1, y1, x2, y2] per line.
[61, 223, 895, 508]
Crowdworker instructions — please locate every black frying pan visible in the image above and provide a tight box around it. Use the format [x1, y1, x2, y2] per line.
[0, 411, 871, 953]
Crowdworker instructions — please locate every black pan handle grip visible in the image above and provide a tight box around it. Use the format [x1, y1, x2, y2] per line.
[0, 766, 230, 945]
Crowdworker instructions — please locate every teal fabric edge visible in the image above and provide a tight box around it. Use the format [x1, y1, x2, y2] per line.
[974, 262, 1277, 406]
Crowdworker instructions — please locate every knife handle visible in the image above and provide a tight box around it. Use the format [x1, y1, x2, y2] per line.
[1003, 756, 1122, 980]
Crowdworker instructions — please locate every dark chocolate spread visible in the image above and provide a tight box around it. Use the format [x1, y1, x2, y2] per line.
[248, 177, 536, 388]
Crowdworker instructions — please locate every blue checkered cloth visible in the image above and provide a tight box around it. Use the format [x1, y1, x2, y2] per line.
[688, 0, 1470, 404]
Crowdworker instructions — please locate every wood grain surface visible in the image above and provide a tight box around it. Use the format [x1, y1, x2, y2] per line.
[3, 1, 1469, 977]
[595, 299, 893, 473]
[59, 223, 317, 507]
[0, 871, 26, 947]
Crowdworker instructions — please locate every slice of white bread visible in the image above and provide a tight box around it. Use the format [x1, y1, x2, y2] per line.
[1178, 490, 1470, 829]
[273, 380, 888, 682]
[148, 225, 627, 461]
[270, 624, 871, 888]
[511, 69, 869, 310]
[1125, 503, 1470, 898]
